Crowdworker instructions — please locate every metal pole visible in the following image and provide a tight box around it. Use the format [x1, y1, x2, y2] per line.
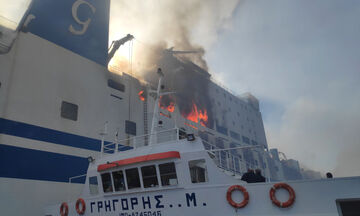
[149, 69, 164, 146]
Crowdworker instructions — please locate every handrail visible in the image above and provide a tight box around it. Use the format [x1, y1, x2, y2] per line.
[101, 128, 179, 155]
[207, 145, 262, 152]
[68, 174, 87, 184]
[202, 139, 266, 177]
[120, 128, 178, 143]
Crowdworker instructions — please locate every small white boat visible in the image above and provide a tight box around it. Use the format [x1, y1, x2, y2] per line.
[43, 127, 360, 216]
[44, 73, 360, 216]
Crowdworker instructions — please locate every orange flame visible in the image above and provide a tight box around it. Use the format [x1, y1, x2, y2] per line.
[159, 96, 175, 112]
[138, 90, 145, 101]
[183, 103, 208, 127]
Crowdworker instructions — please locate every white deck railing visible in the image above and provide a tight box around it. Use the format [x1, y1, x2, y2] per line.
[102, 128, 180, 155]
[100, 129, 268, 180]
[203, 140, 264, 177]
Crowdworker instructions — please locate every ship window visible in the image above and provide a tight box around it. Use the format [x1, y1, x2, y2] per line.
[230, 131, 240, 141]
[216, 124, 228, 136]
[337, 199, 360, 215]
[89, 176, 99, 195]
[61, 101, 78, 121]
[242, 136, 250, 144]
[189, 159, 208, 183]
[112, 170, 125, 191]
[125, 120, 136, 135]
[159, 162, 178, 186]
[101, 173, 113, 193]
[125, 168, 141, 189]
[108, 79, 125, 92]
[141, 165, 159, 188]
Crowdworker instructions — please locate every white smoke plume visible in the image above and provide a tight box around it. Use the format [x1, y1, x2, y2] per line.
[109, 0, 240, 74]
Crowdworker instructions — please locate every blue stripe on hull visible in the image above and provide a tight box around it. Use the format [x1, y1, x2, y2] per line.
[0, 118, 133, 182]
[0, 118, 101, 151]
[0, 144, 88, 183]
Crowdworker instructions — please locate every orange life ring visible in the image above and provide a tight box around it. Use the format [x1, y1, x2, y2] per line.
[269, 183, 296, 208]
[60, 202, 68, 216]
[226, 185, 249, 208]
[76, 198, 86, 215]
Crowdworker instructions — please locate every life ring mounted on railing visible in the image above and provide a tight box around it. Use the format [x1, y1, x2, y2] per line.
[226, 185, 249, 208]
[76, 198, 86, 215]
[60, 202, 68, 216]
[269, 183, 296, 208]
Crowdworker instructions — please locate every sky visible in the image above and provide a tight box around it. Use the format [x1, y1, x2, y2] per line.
[205, 0, 360, 177]
[0, 0, 30, 29]
[1, 0, 359, 177]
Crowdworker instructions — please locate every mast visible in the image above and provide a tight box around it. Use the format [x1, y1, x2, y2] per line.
[149, 68, 164, 145]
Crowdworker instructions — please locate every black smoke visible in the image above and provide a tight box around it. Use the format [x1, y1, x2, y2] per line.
[145, 50, 214, 129]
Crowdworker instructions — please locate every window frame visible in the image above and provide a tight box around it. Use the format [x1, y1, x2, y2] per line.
[88, 176, 99, 195]
[111, 170, 126, 192]
[141, 165, 159, 188]
[60, 101, 78, 121]
[125, 167, 142, 190]
[158, 162, 178, 187]
[107, 79, 125, 92]
[100, 172, 114, 193]
[100, 160, 180, 195]
[188, 159, 209, 184]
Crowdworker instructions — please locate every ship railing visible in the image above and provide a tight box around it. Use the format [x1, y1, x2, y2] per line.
[209, 76, 243, 100]
[68, 174, 87, 184]
[102, 128, 179, 155]
[203, 140, 263, 177]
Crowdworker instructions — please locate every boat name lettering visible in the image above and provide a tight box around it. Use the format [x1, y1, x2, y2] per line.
[90, 195, 164, 213]
[186, 193, 197, 207]
[90, 193, 200, 213]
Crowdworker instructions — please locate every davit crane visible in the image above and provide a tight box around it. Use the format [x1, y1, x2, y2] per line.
[107, 34, 134, 64]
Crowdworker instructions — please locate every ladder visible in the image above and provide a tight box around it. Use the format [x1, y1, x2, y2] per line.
[143, 96, 149, 145]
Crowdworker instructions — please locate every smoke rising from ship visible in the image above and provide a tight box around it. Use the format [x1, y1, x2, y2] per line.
[110, 0, 240, 128]
[109, 0, 240, 73]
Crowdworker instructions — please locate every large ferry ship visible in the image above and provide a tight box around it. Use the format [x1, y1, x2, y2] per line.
[1, 0, 357, 215]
